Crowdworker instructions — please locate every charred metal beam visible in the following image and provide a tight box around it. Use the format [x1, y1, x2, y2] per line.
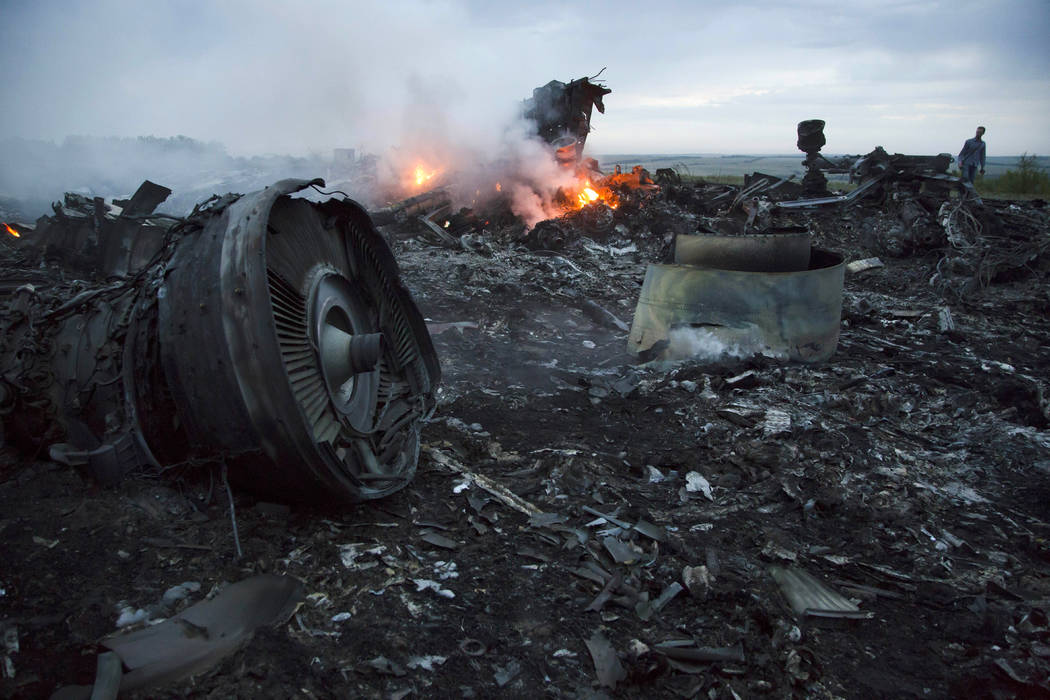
[774, 175, 886, 209]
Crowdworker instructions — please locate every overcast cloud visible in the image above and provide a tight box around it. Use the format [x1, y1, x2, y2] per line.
[1, 0, 1048, 156]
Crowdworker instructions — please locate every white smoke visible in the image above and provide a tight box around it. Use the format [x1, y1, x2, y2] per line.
[370, 76, 580, 226]
[665, 325, 787, 362]
[0, 0, 591, 225]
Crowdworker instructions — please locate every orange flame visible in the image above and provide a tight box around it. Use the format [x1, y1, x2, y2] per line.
[495, 182, 502, 192]
[3, 223, 19, 238]
[573, 180, 618, 210]
[413, 164, 438, 187]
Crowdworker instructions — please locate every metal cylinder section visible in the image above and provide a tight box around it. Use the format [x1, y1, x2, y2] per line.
[674, 229, 812, 272]
[159, 179, 439, 502]
[628, 249, 845, 363]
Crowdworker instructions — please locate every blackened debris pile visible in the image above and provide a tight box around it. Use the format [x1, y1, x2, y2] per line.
[0, 178, 439, 502]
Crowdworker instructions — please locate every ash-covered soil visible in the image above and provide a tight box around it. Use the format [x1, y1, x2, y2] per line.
[2, 187, 1049, 699]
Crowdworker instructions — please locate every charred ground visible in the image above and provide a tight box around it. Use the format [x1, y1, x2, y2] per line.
[2, 180, 1049, 699]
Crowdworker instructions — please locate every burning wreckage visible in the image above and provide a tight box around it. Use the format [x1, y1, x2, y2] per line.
[2, 77, 1050, 698]
[0, 179, 440, 501]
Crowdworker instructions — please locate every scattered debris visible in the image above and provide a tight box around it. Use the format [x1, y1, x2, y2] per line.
[425, 446, 542, 516]
[2, 112, 1049, 698]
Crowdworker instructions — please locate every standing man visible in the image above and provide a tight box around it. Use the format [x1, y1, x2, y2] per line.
[958, 126, 986, 183]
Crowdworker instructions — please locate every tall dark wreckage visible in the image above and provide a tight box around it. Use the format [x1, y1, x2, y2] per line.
[0, 179, 440, 503]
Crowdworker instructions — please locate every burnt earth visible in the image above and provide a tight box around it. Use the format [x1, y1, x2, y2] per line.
[2, 190, 1049, 699]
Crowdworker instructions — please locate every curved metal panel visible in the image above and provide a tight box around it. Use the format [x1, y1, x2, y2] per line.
[674, 229, 812, 272]
[628, 249, 844, 363]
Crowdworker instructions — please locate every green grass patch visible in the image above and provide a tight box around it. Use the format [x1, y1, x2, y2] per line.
[973, 153, 1050, 198]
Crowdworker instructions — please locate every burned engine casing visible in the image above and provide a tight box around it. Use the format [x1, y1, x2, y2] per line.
[0, 178, 440, 503]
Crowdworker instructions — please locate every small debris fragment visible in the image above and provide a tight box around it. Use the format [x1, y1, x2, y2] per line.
[425, 447, 542, 516]
[407, 655, 447, 671]
[762, 409, 791, 437]
[654, 641, 746, 664]
[412, 579, 455, 599]
[460, 638, 487, 656]
[724, 371, 759, 389]
[494, 659, 522, 687]
[682, 565, 713, 597]
[91, 650, 123, 700]
[651, 582, 684, 614]
[603, 537, 642, 565]
[161, 581, 201, 607]
[770, 566, 873, 619]
[419, 531, 459, 550]
[632, 519, 667, 543]
[101, 575, 305, 692]
[846, 257, 884, 274]
[938, 306, 955, 333]
[338, 543, 386, 571]
[685, 472, 714, 500]
[585, 630, 627, 689]
[365, 656, 406, 676]
[115, 605, 150, 629]
[433, 561, 459, 580]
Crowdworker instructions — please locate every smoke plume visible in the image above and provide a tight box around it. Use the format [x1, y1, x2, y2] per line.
[0, 1, 586, 224]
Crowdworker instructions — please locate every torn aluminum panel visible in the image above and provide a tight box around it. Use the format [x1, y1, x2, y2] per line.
[585, 631, 626, 689]
[1, 178, 440, 503]
[769, 566, 873, 619]
[674, 229, 812, 272]
[103, 574, 304, 692]
[48, 575, 303, 699]
[627, 248, 844, 363]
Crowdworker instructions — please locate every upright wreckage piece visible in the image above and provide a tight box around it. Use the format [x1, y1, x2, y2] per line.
[0, 179, 440, 503]
[628, 232, 845, 363]
[523, 75, 611, 164]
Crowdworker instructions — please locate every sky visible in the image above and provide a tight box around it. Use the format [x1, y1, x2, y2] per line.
[1, 0, 1048, 157]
